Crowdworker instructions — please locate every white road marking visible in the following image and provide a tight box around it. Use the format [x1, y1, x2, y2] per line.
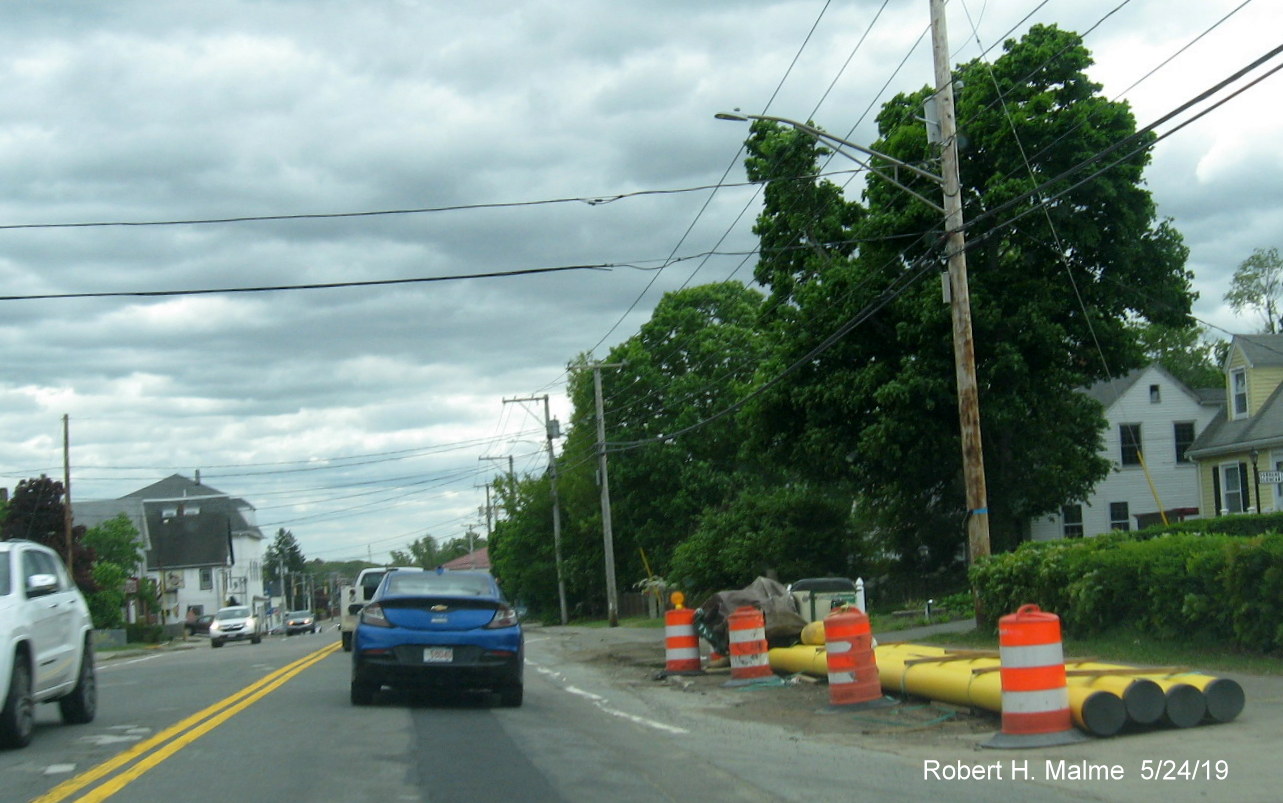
[530, 663, 689, 735]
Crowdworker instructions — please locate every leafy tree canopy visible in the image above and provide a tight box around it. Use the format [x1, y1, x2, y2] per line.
[743, 24, 1193, 559]
[3, 476, 96, 589]
[264, 528, 306, 584]
[1225, 247, 1283, 334]
[83, 513, 143, 573]
[389, 535, 439, 568]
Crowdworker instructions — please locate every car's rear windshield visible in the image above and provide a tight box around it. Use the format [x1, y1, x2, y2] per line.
[386, 572, 491, 597]
[0, 556, 8, 596]
[216, 607, 250, 619]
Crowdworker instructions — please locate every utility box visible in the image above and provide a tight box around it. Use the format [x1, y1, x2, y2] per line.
[788, 577, 865, 623]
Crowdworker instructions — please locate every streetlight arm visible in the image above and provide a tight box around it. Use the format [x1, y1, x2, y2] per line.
[716, 112, 944, 187]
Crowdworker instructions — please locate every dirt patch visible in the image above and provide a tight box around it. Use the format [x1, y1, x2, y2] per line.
[571, 633, 998, 749]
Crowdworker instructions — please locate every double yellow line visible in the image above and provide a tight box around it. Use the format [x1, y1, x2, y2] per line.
[34, 641, 341, 803]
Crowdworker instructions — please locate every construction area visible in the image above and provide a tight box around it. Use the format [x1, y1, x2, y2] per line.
[531, 578, 1278, 800]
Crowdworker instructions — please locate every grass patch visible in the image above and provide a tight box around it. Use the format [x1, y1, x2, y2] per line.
[573, 616, 666, 629]
[922, 626, 1283, 676]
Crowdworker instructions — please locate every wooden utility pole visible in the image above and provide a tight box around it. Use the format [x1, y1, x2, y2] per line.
[504, 394, 568, 624]
[63, 414, 73, 576]
[930, 0, 991, 565]
[588, 360, 624, 627]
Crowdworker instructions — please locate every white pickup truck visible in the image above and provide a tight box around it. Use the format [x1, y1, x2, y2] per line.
[339, 567, 423, 651]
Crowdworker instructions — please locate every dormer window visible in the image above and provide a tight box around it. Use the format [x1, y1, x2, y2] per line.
[1232, 368, 1248, 418]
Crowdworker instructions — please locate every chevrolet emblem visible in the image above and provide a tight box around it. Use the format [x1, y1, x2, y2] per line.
[431, 604, 449, 612]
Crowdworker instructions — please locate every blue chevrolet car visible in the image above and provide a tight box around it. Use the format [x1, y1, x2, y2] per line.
[350, 568, 523, 707]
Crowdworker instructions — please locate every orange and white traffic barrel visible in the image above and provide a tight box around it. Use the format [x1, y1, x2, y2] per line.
[984, 604, 1088, 748]
[724, 606, 774, 687]
[664, 605, 702, 676]
[823, 606, 892, 709]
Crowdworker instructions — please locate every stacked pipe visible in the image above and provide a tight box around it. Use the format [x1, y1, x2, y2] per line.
[873, 643, 1245, 736]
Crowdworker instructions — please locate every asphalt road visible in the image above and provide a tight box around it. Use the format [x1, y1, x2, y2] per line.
[1, 624, 1277, 802]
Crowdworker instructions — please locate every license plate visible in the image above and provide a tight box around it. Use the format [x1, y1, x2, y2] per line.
[424, 647, 453, 663]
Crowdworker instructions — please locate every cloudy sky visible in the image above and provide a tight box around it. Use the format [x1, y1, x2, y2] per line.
[1, 0, 1278, 563]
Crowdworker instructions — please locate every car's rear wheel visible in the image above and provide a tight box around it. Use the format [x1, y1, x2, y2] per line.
[341, 632, 352, 651]
[211, 639, 223, 648]
[0, 657, 35, 748]
[59, 639, 97, 724]
[498, 683, 524, 708]
[251, 635, 261, 645]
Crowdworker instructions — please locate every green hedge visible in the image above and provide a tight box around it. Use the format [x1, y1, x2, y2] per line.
[125, 623, 164, 644]
[970, 531, 1283, 653]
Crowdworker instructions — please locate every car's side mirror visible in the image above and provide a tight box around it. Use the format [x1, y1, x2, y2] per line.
[25, 573, 59, 598]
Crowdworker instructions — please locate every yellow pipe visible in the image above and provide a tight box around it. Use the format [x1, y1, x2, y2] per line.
[800, 621, 826, 646]
[768, 645, 829, 676]
[1064, 663, 1165, 725]
[1065, 659, 1242, 726]
[874, 643, 1126, 737]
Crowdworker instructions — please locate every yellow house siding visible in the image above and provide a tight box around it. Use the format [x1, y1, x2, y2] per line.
[1226, 344, 1283, 417]
[1251, 367, 1283, 414]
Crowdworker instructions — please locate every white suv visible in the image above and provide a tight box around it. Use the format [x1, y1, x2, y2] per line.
[208, 605, 264, 648]
[0, 540, 97, 749]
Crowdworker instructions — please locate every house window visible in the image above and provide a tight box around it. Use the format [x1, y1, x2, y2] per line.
[1109, 502, 1130, 531]
[1150, 384, 1161, 403]
[1062, 505, 1083, 538]
[200, 568, 213, 590]
[1232, 369, 1248, 418]
[1174, 422, 1196, 463]
[1120, 424, 1142, 466]
[1222, 464, 1245, 513]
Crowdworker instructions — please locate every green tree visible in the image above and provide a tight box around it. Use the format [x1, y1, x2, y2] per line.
[1132, 321, 1225, 390]
[82, 513, 143, 574]
[389, 535, 439, 568]
[437, 534, 485, 564]
[594, 283, 771, 581]
[742, 24, 1193, 568]
[2, 476, 97, 590]
[670, 482, 866, 597]
[264, 528, 306, 606]
[81, 513, 144, 629]
[1225, 247, 1283, 334]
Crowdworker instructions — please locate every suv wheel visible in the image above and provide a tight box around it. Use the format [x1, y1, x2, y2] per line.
[58, 640, 97, 724]
[211, 639, 224, 648]
[0, 658, 35, 748]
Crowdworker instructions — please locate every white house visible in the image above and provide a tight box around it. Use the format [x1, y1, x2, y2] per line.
[1029, 364, 1222, 540]
[75, 474, 266, 625]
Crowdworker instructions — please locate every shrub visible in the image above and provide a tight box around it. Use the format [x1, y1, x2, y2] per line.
[125, 623, 163, 644]
[971, 531, 1283, 653]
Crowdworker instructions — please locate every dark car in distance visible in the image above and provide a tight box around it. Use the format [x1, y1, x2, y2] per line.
[350, 568, 523, 707]
[284, 610, 317, 635]
[185, 613, 215, 636]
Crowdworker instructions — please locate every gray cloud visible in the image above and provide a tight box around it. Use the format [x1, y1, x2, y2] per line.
[0, 0, 1276, 559]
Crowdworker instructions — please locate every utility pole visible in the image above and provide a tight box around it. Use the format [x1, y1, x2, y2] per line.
[505, 395, 568, 625]
[930, 0, 990, 566]
[479, 455, 515, 520]
[588, 360, 624, 627]
[62, 414, 73, 577]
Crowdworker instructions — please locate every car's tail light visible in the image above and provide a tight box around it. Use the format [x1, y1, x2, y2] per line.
[485, 605, 519, 629]
[361, 603, 392, 628]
